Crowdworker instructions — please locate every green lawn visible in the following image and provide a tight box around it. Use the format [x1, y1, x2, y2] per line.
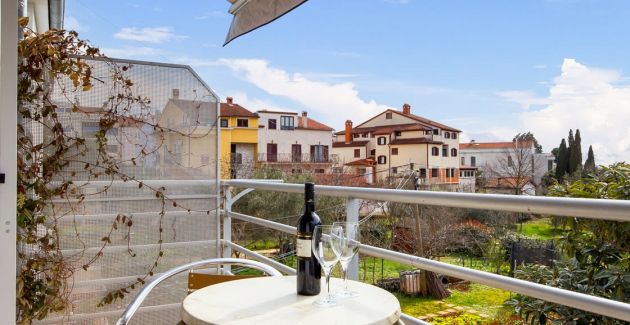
[517, 218, 567, 240]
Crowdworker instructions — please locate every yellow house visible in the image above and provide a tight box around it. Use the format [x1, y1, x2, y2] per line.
[157, 96, 217, 176]
[219, 97, 259, 179]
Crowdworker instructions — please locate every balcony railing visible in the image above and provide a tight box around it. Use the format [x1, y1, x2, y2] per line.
[220, 180, 630, 324]
[257, 153, 337, 164]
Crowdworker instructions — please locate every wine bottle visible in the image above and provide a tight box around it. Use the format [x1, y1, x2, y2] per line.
[296, 182, 321, 295]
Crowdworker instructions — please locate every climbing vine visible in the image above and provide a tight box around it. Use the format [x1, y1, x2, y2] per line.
[16, 18, 208, 324]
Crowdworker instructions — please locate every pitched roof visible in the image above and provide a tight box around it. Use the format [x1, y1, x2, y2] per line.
[334, 123, 430, 135]
[345, 158, 375, 166]
[390, 137, 443, 145]
[257, 110, 298, 115]
[296, 116, 334, 131]
[353, 109, 461, 132]
[484, 177, 533, 189]
[332, 140, 370, 148]
[460, 141, 533, 150]
[220, 101, 258, 118]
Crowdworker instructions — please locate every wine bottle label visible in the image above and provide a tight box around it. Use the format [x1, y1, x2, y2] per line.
[296, 236, 312, 258]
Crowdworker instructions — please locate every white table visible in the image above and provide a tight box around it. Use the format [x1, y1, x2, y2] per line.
[181, 275, 401, 325]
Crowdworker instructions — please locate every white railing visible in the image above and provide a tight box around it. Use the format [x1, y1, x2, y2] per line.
[220, 180, 630, 323]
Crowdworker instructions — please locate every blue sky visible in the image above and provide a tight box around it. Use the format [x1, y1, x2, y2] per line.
[65, 0, 630, 164]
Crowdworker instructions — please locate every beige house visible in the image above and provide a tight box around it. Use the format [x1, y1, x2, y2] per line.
[332, 104, 463, 190]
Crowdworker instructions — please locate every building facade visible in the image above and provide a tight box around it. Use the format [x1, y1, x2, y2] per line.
[332, 104, 464, 191]
[257, 110, 334, 174]
[459, 140, 555, 194]
[218, 97, 259, 179]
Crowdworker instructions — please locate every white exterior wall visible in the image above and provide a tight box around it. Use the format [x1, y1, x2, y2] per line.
[460, 146, 554, 185]
[358, 111, 416, 127]
[257, 111, 332, 157]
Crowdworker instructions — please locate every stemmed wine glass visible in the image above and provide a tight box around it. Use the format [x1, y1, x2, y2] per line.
[333, 221, 361, 298]
[311, 225, 343, 307]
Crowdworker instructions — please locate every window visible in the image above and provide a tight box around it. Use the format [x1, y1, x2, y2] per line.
[362, 133, 368, 138]
[445, 132, 451, 139]
[431, 168, 439, 177]
[315, 169, 325, 174]
[419, 168, 427, 178]
[461, 157, 465, 165]
[370, 149, 376, 156]
[377, 155, 387, 164]
[292, 144, 302, 162]
[446, 169, 451, 177]
[280, 116, 294, 130]
[386, 112, 393, 119]
[508, 156, 514, 167]
[332, 167, 343, 174]
[392, 167, 398, 174]
[310, 145, 329, 162]
[377, 137, 387, 145]
[451, 168, 456, 177]
[452, 133, 457, 139]
[237, 119, 248, 127]
[201, 154, 210, 165]
[548, 159, 553, 171]
[395, 131, 401, 136]
[391, 148, 398, 155]
[433, 129, 439, 135]
[81, 122, 101, 138]
[451, 148, 458, 157]
[220, 119, 228, 127]
[442, 145, 448, 157]
[268, 119, 276, 129]
[354, 134, 359, 138]
[432, 147, 439, 156]
[471, 156, 476, 167]
[354, 149, 360, 158]
[358, 168, 367, 174]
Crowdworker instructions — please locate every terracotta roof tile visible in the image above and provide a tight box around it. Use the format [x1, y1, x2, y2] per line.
[296, 116, 334, 131]
[345, 158, 375, 166]
[220, 102, 258, 118]
[334, 123, 430, 135]
[332, 140, 370, 148]
[460, 141, 533, 150]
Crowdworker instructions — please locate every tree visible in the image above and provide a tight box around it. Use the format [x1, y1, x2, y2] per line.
[584, 145, 596, 172]
[556, 139, 568, 181]
[508, 163, 630, 324]
[486, 137, 545, 194]
[513, 131, 543, 153]
[569, 129, 583, 173]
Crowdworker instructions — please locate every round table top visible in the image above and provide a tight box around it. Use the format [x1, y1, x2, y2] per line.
[181, 275, 401, 325]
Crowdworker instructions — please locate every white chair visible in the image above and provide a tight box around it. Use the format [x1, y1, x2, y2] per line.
[115, 258, 282, 325]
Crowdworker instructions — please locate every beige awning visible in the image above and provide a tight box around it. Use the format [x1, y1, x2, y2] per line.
[224, 0, 308, 46]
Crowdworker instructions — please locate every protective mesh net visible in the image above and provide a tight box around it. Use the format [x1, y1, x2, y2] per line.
[24, 57, 219, 324]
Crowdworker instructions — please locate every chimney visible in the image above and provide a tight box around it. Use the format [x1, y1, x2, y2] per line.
[345, 120, 353, 144]
[402, 103, 411, 114]
[301, 111, 308, 128]
[172, 89, 180, 99]
[226, 96, 233, 105]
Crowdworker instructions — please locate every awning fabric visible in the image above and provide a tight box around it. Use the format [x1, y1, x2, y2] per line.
[224, 0, 308, 46]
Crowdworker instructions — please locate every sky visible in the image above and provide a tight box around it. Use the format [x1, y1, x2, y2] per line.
[65, 0, 630, 164]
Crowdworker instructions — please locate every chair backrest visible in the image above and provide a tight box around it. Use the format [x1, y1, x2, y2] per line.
[115, 258, 282, 325]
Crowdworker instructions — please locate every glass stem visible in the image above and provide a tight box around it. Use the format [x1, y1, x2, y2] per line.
[342, 263, 348, 291]
[326, 270, 332, 300]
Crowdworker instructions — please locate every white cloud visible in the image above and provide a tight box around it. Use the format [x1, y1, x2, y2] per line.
[497, 90, 550, 109]
[503, 58, 630, 164]
[113, 27, 188, 43]
[218, 58, 388, 129]
[64, 16, 88, 33]
[194, 11, 228, 20]
[225, 92, 294, 113]
[100, 46, 165, 58]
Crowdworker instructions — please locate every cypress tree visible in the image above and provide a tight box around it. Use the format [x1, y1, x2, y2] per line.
[569, 129, 583, 173]
[584, 145, 595, 172]
[556, 138, 568, 180]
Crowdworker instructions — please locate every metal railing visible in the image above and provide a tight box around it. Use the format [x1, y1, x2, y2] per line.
[257, 153, 338, 164]
[221, 180, 630, 323]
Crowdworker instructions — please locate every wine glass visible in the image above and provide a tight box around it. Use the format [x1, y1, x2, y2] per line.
[333, 221, 361, 298]
[311, 225, 343, 307]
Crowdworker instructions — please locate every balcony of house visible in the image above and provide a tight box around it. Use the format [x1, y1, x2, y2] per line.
[257, 152, 338, 164]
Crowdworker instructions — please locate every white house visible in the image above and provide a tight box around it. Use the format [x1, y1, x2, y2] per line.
[459, 140, 555, 192]
[332, 103, 464, 191]
[257, 110, 334, 173]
